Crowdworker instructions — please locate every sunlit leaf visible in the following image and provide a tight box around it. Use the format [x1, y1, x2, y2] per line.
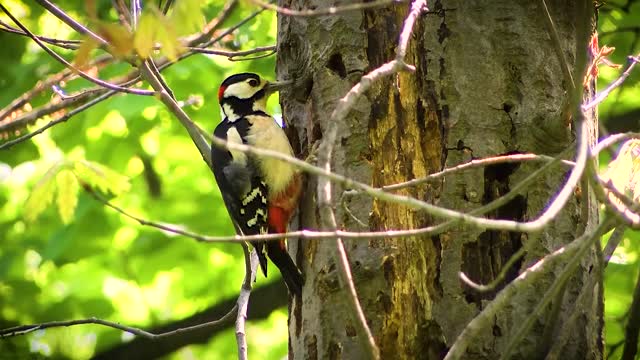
[98, 22, 134, 58]
[73, 160, 131, 195]
[156, 18, 182, 61]
[169, 0, 203, 35]
[56, 169, 79, 224]
[24, 163, 62, 223]
[74, 36, 99, 70]
[134, 12, 157, 59]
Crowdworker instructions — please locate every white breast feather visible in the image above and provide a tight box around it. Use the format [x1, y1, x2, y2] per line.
[226, 127, 247, 165]
[245, 115, 295, 195]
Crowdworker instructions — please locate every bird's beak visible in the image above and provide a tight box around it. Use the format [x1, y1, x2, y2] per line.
[264, 79, 293, 94]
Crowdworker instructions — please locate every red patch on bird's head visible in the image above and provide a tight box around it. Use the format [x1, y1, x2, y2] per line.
[217, 85, 227, 102]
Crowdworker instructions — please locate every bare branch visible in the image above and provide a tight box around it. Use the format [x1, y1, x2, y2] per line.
[112, 0, 132, 27]
[0, 54, 112, 124]
[499, 218, 613, 359]
[0, 5, 155, 96]
[603, 226, 627, 266]
[582, 55, 640, 111]
[540, 0, 575, 91]
[544, 266, 600, 360]
[139, 61, 211, 166]
[33, 0, 107, 46]
[236, 245, 258, 360]
[200, 8, 266, 49]
[593, 132, 640, 156]
[597, 177, 640, 227]
[161, 0, 176, 15]
[0, 19, 81, 49]
[187, 45, 274, 56]
[248, 0, 404, 17]
[0, 306, 237, 339]
[459, 246, 527, 292]
[382, 153, 574, 191]
[0, 90, 116, 151]
[226, 132, 580, 233]
[522, 118, 589, 229]
[84, 146, 569, 246]
[185, 0, 238, 46]
[317, 117, 380, 360]
[445, 216, 616, 360]
[188, 45, 277, 61]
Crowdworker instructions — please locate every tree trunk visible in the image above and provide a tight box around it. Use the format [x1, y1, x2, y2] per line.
[277, 0, 600, 358]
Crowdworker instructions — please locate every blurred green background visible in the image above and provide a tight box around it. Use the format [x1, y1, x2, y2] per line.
[0, 0, 289, 358]
[0, 0, 639, 359]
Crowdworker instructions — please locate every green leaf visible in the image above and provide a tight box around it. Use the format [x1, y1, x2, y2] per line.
[134, 12, 157, 59]
[169, 0, 203, 36]
[73, 160, 131, 195]
[73, 36, 99, 70]
[56, 169, 79, 224]
[24, 163, 62, 223]
[156, 18, 181, 62]
[97, 22, 134, 59]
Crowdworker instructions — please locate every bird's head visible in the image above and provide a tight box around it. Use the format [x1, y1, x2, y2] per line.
[217, 73, 290, 122]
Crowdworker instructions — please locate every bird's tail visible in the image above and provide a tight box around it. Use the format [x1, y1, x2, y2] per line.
[267, 240, 304, 296]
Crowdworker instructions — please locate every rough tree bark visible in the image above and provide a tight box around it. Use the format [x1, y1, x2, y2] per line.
[277, 0, 600, 358]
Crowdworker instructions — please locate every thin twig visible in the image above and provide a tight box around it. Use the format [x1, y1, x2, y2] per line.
[188, 45, 276, 61]
[139, 61, 211, 166]
[0, 91, 117, 150]
[540, 0, 576, 90]
[0, 6, 264, 146]
[200, 8, 266, 49]
[600, 179, 640, 227]
[317, 113, 380, 360]
[112, 0, 132, 27]
[0, 5, 155, 96]
[592, 132, 640, 156]
[236, 244, 258, 360]
[0, 20, 81, 49]
[444, 217, 615, 360]
[582, 55, 640, 111]
[603, 226, 626, 266]
[84, 147, 567, 245]
[499, 217, 614, 360]
[0, 70, 72, 123]
[459, 246, 527, 292]
[248, 0, 404, 17]
[526, 118, 589, 228]
[131, 0, 142, 28]
[382, 153, 574, 191]
[185, 0, 238, 46]
[161, 0, 175, 15]
[0, 306, 237, 339]
[34, 0, 107, 46]
[544, 266, 599, 360]
[212, 126, 582, 234]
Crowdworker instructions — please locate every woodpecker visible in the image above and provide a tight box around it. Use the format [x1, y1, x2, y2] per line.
[211, 73, 304, 295]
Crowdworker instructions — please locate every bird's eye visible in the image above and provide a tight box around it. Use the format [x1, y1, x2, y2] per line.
[248, 79, 259, 87]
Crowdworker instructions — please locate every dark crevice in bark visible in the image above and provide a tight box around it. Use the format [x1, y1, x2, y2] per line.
[305, 334, 318, 360]
[327, 53, 347, 79]
[461, 159, 527, 305]
[432, 235, 444, 297]
[328, 340, 342, 360]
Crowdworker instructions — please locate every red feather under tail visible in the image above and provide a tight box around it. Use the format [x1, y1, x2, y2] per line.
[267, 206, 304, 295]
